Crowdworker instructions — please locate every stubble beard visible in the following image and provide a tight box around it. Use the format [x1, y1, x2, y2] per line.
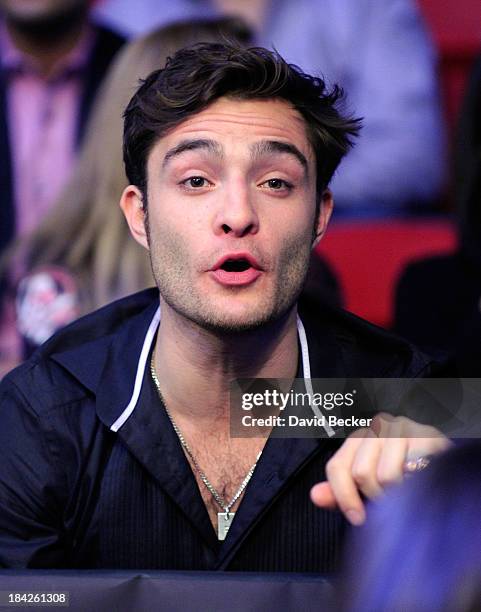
[147, 223, 312, 335]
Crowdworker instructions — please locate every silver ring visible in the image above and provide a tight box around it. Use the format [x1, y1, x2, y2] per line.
[403, 456, 431, 473]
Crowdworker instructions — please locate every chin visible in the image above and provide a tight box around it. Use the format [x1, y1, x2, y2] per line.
[201, 317, 271, 334]
[160, 285, 298, 334]
[189, 303, 293, 335]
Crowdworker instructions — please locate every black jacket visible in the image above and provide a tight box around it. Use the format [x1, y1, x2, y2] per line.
[0, 289, 432, 571]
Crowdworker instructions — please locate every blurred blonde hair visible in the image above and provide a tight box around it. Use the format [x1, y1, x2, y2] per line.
[19, 17, 251, 312]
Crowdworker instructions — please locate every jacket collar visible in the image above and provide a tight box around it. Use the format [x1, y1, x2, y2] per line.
[51, 290, 347, 430]
[51, 291, 345, 555]
[50, 290, 159, 425]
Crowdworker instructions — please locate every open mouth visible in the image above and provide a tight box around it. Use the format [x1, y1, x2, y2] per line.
[220, 259, 252, 273]
[211, 253, 263, 286]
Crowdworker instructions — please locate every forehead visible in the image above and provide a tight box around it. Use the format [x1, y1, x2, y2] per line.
[151, 97, 313, 160]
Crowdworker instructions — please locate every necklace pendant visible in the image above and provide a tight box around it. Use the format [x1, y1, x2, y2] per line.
[217, 511, 235, 541]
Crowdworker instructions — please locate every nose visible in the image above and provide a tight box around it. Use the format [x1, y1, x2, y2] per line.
[213, 179, 259, 238]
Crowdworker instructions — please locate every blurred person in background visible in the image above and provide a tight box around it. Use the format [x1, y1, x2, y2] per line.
[0, 0, 124, 253]
[94, 0, 446, 218]
[0, 0, 124, 372]
[0, 16, 255, 377]
[394, 50, 481, 375]
[341, 441, 481, 611]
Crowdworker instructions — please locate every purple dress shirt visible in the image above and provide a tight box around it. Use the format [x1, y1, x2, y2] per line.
[0, 24, 94, 237]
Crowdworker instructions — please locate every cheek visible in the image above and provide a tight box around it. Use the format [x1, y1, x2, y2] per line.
[279, 228, 312, 266]
[149, 183, 210, 231]
[149, 215, 204, 274]
[266, 207, 316, 250]
[149, 217, 183, 261]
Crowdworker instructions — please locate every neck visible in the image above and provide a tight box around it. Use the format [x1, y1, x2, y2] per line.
[153, 299, 299, 423]
[5, 9, 87, 78]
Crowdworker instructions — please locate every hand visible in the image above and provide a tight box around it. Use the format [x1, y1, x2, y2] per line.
[310, 412, 452, 525]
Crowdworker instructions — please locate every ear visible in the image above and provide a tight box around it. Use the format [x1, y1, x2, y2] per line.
[120, 185, 149, 251]
[312, 189, 333, 248]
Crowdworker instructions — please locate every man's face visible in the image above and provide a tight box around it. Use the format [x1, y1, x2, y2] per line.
[0, 0, 86, 24]
[128, 97, 332, 333]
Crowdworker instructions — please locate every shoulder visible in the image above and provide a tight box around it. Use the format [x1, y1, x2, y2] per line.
[36, 287, 158, 354]
[299, 297, 433, 377]
[397, 253, 478, 299]
[1, 288, 158, 417]
[399, 254, 464, 283]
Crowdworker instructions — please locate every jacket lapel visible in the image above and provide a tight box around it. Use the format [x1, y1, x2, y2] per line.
[216, 308, 347, 566]
[114, 371, 220, 552]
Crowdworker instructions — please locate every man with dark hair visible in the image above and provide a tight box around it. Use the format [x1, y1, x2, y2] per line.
[0, 43, 448, 571]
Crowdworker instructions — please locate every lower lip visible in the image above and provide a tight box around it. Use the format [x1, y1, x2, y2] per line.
[210, 268, 262, 286]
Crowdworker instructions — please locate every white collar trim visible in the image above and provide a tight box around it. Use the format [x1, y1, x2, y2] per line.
[110, 308, 323, 433]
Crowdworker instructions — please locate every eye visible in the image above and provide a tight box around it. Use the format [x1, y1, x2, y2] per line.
[180, 176, 212, 190]
[260, 178, 293, 192]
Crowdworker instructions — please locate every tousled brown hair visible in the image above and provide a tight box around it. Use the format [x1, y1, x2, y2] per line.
[123, 42, 362, 200]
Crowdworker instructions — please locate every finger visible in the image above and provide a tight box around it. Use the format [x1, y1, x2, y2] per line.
[324, 430, 370, 525]
[310, 430, 376, 509]
[370, 411, 397, 436]
[310, 481, 337, 509]
[402, 418, 452, 444]
[404, 435, 453, 463]
[374, 416, 407, 486]
[350, 430, 384, 499]
[376, 436, 408, 487]
[310, 431, 368, 510]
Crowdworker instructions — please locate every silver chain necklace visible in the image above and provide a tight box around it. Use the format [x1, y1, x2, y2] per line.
[150, 356, 261, 541]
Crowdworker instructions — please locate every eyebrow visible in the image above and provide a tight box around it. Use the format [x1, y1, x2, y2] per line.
[162, 139, 223, 168]
[250, 140, 309, 174]
[161, 138, 309, 174]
